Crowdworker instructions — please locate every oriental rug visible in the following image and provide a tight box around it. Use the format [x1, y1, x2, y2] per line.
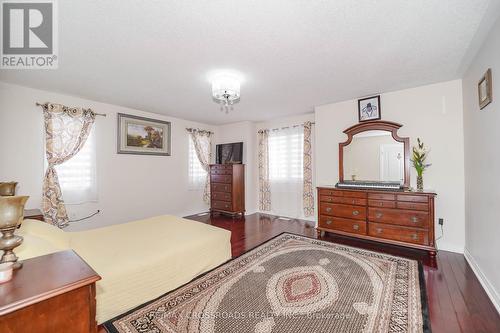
[104, 233, 430, 333]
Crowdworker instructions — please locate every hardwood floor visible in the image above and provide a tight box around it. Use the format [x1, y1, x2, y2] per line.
[185, 212, 500, 333]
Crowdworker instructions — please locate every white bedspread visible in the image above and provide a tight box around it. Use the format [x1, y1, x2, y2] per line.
[16, 215, 232, 324]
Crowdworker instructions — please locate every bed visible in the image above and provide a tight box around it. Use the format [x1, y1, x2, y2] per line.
[14, 215, 232, 324]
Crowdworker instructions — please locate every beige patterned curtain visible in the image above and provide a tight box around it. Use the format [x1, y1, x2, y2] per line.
[258, 130, 271, 211]
[187, 128, 213, 204]
[303, 121, 314, 217]
[41, 103, 96, 228]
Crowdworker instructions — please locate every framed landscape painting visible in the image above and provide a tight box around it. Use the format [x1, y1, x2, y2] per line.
[117, 113, 171, 156]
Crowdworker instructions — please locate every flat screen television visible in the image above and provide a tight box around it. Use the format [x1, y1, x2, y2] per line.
[216, 142, 243, 164]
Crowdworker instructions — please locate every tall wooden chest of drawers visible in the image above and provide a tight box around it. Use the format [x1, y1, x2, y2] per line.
[317, 187, 437, 256]
[210, 164, 245, 217]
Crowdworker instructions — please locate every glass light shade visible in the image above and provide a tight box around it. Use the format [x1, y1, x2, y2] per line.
[211, 74, 241, 104]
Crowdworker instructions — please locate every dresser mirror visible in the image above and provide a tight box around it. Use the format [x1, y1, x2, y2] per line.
[339, 121, 410, 189]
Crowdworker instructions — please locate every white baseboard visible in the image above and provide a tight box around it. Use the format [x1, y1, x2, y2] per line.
[464, 248, 500, 314]
[436, 242, 464, 254]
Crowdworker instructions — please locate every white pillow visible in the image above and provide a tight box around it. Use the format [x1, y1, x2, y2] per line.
[18, 219, 70, 249]
[13, 233, 66, 260]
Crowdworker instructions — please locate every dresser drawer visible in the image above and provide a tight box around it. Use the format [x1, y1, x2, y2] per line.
[319, 216, 366, 235]
[368, 223, 429, 245]
[211, 174, 232, 183]
[340, 191, 367, 199]
[318, 189, 367, 198]
[396, 194, 428, 203]
[211, 191, 231, 202]
[396, 201, 429, 211]
[318, 189, 343, 197]
[321, 195, 366, 206]
[211, 183, 231, 192]
[320, 203, 366, 220]
[211, 200, 232, 211]
[368, 193, 396, 201]
[368, 208, 429, 228]
[320, 195, 335, 203]
[210, 168, 232, 175]
[368, 200, 396, 209]
[211, 164, 232, 169]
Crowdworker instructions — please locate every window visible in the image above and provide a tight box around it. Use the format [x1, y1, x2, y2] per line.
[55, 128, 97, 204]
[188, 136, 207, 190]
[267, 126, 304, 218]
[268, 127, 304, 182]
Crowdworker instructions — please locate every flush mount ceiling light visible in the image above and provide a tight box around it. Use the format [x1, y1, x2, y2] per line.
[211, 72, 241, 114]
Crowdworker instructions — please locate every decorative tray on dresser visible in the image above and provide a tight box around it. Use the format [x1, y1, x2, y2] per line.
[317, 187, 436, 256]
[319, 120, 438, 257]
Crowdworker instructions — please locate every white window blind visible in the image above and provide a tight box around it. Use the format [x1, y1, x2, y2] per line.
[188, 136, 207, 190]
[268, 127, 304, 182]
[55, 129, 97, 204]
[268, 126, 304, 218]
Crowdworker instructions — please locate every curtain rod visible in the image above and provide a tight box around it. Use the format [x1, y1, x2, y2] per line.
[186, 127, 214, 135]
[36, 102, 107, 117]
[259, 121, 315, 132]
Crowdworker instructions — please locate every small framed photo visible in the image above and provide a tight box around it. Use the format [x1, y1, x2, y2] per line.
[117, 113, 171, 156]
[358, 95, 381, 122]
[478, 68, 492, 110]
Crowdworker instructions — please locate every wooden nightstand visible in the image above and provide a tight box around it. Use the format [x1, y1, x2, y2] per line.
[0, 250, 101, 333]
[24, 208, 44, 221]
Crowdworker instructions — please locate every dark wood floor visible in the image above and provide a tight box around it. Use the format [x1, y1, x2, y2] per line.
[185, 212, 500, 333]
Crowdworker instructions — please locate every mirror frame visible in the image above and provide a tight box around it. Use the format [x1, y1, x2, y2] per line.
[339, 120, 410, 188]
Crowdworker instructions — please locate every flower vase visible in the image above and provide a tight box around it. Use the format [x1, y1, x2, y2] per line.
[416, 175, 424, 192]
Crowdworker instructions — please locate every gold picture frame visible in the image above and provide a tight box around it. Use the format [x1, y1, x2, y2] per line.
[478, 68, 492, 110]
[117, 113, 171, 156]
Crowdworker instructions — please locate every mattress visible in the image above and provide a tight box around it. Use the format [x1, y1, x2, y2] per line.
[16, 215, 232, 324]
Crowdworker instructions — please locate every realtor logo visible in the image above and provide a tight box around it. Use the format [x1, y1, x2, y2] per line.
[1, 0, 58, 69]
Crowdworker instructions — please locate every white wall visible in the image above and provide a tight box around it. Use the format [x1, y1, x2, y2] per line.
[0, 82, 214, 231]
[213, 114, 316, 216]
[214, 121, 257, 214]
[315, 80, 465, 253]
[462, 16, 500, 312]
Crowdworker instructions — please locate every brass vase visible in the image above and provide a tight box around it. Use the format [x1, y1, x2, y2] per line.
[0, 182, 18, 196]
[0, 196, 29, 269]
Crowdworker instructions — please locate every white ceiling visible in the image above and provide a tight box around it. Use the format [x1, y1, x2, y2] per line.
[0, 0, 496, 124]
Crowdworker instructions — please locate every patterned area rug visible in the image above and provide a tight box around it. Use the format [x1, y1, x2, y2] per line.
[104, 233, 430, 333]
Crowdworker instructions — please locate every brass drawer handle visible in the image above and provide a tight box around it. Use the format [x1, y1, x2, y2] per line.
[376, 228, 383, 234]
[352, 210, 359, 216]
[326, 207, 332, 212]
[376, 213, 383, 219]
[326, 220, 332, 225]
[353, 224, 359, 230]
[411, 216, 419, 223]
[411, 234, 418, 240]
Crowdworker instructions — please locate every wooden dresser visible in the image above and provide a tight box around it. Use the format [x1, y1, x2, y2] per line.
[24, 208, 44, 221]
[210, 164, 245, 217]
[0, 250, 101, 333]
[317, 187, 437, 256]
